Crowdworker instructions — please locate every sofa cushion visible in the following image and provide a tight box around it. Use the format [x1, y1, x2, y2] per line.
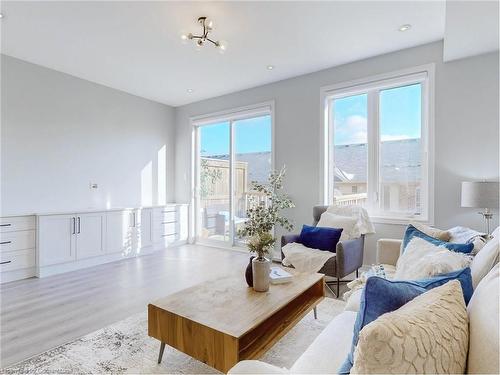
[289, 311, 357, 374]
[470, 236, 499, 288]
[410, 222, 451, 241]
[402, 224, 474, 254]
[395, 236, 472, 280]
[299, 224, 343, 252]
[351, 280, 468, 374]
[467, 264, 499, 374]
[317, 212, 357, 240]
[340, 269, 473, 373]
[228, 360, 288, 374]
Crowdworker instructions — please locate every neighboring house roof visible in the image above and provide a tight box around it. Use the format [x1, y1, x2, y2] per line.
[205, 139, 421, 185]
[334, 138, 421, 183]
[205, 152, 272, 184]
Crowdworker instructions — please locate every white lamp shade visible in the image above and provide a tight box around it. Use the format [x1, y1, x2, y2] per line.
[461, 181, 499, 208]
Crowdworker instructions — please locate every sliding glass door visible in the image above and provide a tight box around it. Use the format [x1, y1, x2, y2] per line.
[194, 105, 273, 247]
[197, 121, 231, 244]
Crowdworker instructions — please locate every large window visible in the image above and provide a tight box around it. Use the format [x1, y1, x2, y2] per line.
[193, 103, 273, 246]
[324, 68, 433, 222]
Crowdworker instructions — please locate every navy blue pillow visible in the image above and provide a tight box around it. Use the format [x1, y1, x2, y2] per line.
[403, 224, 473, 254]
[298, 224, 343, 252]
[338, 267, 473, 374]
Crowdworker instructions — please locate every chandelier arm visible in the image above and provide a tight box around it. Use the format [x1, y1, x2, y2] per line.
[206, 38, 218, 46]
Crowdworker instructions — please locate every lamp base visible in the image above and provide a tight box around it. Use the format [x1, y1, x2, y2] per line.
[478, 209, 494, 236]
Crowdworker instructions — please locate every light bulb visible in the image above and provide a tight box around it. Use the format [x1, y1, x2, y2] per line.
[217, 40, 227, 52]
[206, 19, 213, 30]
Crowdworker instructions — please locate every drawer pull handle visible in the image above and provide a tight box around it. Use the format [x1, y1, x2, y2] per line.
[0, 224, 11, 227]
[0, 241, 12, 245]
[0, 260, 12, 265]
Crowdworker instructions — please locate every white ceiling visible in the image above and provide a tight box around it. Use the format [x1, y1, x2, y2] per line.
[1, 1, 448, 106]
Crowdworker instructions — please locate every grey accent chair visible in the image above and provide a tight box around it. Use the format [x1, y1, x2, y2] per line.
[281, 205, 365, 296]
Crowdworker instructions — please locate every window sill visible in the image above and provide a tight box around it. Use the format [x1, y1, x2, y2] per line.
[370, 215, 432, 226]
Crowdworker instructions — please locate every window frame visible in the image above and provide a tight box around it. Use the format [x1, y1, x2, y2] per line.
[320, 65, 435, 225]
[190, 101, 275, 249]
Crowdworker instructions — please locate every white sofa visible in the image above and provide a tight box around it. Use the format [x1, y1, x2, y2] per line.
[229, 237, 499, 374]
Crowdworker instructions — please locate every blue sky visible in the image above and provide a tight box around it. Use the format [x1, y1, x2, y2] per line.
[334, 83, 421, 145]
[200, 115, 271, 156]
[200, 84, 421, 155]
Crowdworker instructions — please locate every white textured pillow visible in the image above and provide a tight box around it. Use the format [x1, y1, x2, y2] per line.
[470, 236, 499, 288]
[467, 264, 499, 374]
[394, 236, 472, 280]
[317, 212, 357, 241]
[352, 280, 468, 374]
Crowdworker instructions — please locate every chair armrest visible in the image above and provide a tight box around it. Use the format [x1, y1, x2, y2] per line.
[281, 234, 300, 260]
[376, 239, 402, 266]
[336, 235, 365, 278]
[228, 360, 289, 374]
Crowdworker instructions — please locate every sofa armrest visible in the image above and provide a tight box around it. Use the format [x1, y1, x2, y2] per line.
[281, 234, 300, 259]
[376, 239, 402, 266]
[228, 360, 289, 374]
[336, 235, 364, 278]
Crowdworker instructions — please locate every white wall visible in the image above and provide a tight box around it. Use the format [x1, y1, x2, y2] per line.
[174, 42, 499, 263]
[1, 55, 176, 215]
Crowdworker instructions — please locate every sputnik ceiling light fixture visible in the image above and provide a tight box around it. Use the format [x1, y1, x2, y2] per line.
[181, 17, 227, 53]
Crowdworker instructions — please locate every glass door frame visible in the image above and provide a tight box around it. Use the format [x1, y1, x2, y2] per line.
[191, 101, 275, 249]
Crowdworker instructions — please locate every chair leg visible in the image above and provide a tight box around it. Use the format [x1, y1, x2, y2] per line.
[356, 269, 359, 278]
[313, 306, 317, 319]
[337, 277, 340, 297]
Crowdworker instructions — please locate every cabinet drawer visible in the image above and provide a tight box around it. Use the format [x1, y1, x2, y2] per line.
[157, 222, 177, 236]
[0, 230, 35, 252]
[0, 216, 36, 233]
[0, 249, 36, 272]
[154, 210, 177, 224]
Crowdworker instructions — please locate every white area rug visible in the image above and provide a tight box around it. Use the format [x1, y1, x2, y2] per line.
[5, 298, 345, 374]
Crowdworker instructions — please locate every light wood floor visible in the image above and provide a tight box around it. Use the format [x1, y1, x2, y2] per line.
[0, 244, 249, 368]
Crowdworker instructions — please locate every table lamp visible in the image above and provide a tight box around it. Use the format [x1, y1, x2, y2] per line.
[461, 181, 499, 235]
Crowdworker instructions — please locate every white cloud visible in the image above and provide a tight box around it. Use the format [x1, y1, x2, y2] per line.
[380, 135, 411, 142]
[335, 115, 367, 145]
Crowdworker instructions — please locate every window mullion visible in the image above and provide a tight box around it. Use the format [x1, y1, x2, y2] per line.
[229, 121, 235, 246]
[367, 90, 380, 213]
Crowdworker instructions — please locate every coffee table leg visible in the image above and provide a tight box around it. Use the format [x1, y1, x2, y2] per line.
[157, 342, 166, 364]
[313, 306, 317, 319]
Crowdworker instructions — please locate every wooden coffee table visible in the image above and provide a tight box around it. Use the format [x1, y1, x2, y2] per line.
[148, 269, 324, 373]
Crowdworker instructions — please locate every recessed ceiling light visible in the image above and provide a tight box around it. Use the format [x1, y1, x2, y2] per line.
[0, 13, 4, 19]
[187, 88, 194, 93]
[398, 24, 411, 32]
[267, 65, 275, 70]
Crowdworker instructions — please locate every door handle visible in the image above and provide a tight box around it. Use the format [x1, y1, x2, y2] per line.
[0, 260, 12, 265]
[0, 224, 11, 227]
[0, 241, 12, 245]
[72, 217, 76, 234]
[77, 217, 81, 234]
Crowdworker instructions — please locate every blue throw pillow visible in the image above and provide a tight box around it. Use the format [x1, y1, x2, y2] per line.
[403, 224, 473, 254]
[338, 267, 473, 374]
[298, 224, 343, 252]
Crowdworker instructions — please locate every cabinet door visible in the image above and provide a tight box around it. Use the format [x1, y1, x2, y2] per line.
[75, 213, 105, 259]
[139, 208, 153, 249]
[105, 210, 134, 254]
[38, 214, 76, 266]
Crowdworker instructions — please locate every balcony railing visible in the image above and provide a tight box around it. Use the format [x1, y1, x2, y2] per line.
[333, 193, 367, 207]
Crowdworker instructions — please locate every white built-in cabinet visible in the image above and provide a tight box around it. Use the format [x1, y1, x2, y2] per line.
[0, 204, 188, 281]
[38, 212, 105, 266]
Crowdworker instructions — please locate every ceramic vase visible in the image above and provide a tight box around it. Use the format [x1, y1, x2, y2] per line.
[252, 257, 271, 292]
[245, 256, 255, 287]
